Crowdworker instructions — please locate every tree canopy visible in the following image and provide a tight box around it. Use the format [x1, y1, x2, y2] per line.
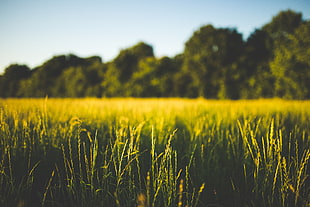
[1, 10, 309, 99]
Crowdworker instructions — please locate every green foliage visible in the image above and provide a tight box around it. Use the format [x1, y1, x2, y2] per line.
[0, 64, 31, 97]
[263, 10, 303, 37]
[0, 10, 309, 99]
[270, 21, 310, 99]
[101, 63, 123, 97]
[239, 29, 274, 99]
[125, 56, 181, 97]
[16, 55, 104, 97]
[182, 25, 244, 98]
[127, 57, 161, 97]
[113, 42, 154, 83]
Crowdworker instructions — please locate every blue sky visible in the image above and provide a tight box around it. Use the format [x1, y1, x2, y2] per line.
[1, 0, 309, 74]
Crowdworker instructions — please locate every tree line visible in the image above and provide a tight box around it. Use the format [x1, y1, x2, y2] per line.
[1, 10, 309, 99]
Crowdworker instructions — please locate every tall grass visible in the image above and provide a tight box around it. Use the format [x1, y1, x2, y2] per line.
[0, 98, 309, 206]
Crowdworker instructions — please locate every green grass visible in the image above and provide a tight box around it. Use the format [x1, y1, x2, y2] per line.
[0, 98, 309, 207]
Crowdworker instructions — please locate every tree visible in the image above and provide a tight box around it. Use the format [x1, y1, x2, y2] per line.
[240, 10, 305, 99]
[173, 69, 199, 98]
[270, 21, 310, 99]
[101, 63, 122, 97]
[113, 42, 154, 83]
[126, 57, 161, 97]
[263, 10, 303, 37]
[182, 25, 244, 98]
[102, 42, 155, 96]
[124, 55, 183, 97]
[18, 70, 42, 97]
[156, 56, 182, 97]
[53, 56, 104, 97]
[259, 10, 308, 99]
[2, 10, 308, 99]
[0, 64, 31, 97]
[240, 29, 274, 98]
[17, 54, 104, 97]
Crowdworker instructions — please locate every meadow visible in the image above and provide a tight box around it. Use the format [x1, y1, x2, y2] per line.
[0, 98, 309, 207]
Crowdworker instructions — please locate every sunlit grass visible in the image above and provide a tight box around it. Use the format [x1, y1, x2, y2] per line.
[0, 98, 309, 206]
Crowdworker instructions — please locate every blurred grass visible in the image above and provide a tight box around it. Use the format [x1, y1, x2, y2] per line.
[0, 98, 309, 206]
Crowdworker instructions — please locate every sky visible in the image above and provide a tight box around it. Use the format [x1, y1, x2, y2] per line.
[0, 0, 309, 74]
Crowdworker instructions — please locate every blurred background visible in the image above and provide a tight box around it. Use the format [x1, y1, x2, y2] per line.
[0, 0, 309, 99]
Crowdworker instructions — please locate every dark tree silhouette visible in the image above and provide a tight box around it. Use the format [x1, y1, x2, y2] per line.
[0, 64, 31, 97]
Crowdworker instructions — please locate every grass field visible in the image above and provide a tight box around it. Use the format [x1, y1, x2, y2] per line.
[0, 98, 309, 207]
